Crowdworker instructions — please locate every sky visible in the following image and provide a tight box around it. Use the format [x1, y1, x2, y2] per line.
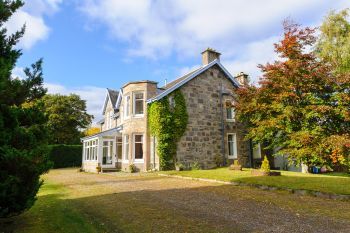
[6, 0, 350, 122]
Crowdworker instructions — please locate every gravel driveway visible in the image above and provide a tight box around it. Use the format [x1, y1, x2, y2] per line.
[44, 169, 350, 233]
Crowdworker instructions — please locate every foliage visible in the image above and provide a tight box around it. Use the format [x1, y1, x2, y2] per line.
[236, 21, 350, 170]
[48, 144, 82, 168]
[39, 94, 93, 144]
[161, 167, 350, 195]
[214, 154, 223, 167]
[84, 127, 100, 136]
[0, 0, 52, 218]
[191, 161, 201, 170]
[316, 9, 350, 74]
[175, 162, 185, 171]
[129, 164, 137, 173]
[148, 90, 188, 170]
[260, 156, 271, 173]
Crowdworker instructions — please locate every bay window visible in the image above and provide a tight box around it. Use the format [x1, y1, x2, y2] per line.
[134, 93, 144, 116]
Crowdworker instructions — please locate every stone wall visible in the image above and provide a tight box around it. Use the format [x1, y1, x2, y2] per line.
[176, 65, 250, 169]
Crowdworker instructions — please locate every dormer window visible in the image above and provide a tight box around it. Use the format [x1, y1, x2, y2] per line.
[134, 92, 144, 116]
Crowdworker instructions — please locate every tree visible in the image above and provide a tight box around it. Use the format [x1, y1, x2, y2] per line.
[316, 9, 350, 74]
[236, 21, 350, 170]
[84, 127, 100, 136]
[0, 1, 52, 217]
[40, 94, 93, 144]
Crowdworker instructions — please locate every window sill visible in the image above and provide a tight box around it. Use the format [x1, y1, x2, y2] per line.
[134, 159, 144, 163]
[227, 156, 238, 159]
[226, 119, 235, 122]
[133, 114, 144, 118]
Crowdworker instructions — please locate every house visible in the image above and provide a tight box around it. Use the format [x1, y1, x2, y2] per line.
[81, 48, 263, 172]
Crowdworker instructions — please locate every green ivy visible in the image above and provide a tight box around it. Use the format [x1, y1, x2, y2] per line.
[148, 90, 188, 170]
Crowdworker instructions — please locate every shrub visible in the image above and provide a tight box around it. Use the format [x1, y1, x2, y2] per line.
[175, 162, 185, 171]
[214, 154, 223, 167]
[129, 164, 137, 173]
[260, 156, 270, 173]
[191, 161, 201, 170]
[48, 145, 82, 168]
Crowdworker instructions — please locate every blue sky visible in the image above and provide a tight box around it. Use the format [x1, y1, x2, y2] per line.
[7, 0, 350, 121]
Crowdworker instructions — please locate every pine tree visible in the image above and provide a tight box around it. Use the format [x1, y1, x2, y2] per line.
[0, 0, 51, 217]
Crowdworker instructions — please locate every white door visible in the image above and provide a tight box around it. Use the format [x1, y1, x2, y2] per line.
[102, 140, 115, 167]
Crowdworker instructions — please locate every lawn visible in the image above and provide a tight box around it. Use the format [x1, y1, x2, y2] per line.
[160, 168, 350, 195]
[0, 180, 107, 233]
[1, 168, 350, 232]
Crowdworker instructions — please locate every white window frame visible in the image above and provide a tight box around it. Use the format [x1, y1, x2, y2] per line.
[227, 133, 237, 159]
[124, 95, 130, 119]
[123, 134, 129, 162]
[84, 138, 98, 161]
[225, 99, 235, 122]
[133, 92, 144, 117]
[116, 137, 123, 160]
[133, 133, 144, 163]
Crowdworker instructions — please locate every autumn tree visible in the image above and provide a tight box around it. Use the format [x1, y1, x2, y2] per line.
[0, 1, 51, 217]
[84, 127, 100, 136]
[236, 21, 350, 170]
[316, 9, 350, 74]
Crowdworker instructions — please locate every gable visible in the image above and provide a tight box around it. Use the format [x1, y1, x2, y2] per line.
[102, 88, 119, 115]
[147, 59, 240, 103]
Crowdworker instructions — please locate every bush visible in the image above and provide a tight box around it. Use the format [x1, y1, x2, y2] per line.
[260, 156, 270, 173]
[48, 145, 82, 168]
[129, 164, 137, 173]
[191, 161, 201, 170]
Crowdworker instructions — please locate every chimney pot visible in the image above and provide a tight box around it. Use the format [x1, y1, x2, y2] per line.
[201, 48, 221, 65]
[235, 72, 249, 86]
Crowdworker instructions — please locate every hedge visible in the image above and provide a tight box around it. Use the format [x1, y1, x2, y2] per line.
[48, 144, 82, 168]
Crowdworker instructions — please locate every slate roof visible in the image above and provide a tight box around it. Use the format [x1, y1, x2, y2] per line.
[107, 88, 119, 108]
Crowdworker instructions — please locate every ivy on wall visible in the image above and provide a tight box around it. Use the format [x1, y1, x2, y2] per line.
[148, 90, 188, 170]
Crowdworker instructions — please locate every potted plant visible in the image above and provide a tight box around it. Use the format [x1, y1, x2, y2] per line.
[175, 162, 185, 171]
[229, 159, 242, 171]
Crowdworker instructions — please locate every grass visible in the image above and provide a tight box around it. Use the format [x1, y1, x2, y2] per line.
[160, 168, 350, 195]
[0, 180, 107, 233]
[2, 168, 350, 232]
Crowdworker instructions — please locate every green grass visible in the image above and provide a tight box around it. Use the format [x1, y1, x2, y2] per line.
[160, 168, 350, 195]
[0, 181, 107, 233]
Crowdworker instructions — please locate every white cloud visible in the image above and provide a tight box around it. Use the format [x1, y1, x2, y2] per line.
[11, 66, 26, 80]
[4, 0, 62, 49]
[44, 83, 107, 121]
[79, 0, 350, 80]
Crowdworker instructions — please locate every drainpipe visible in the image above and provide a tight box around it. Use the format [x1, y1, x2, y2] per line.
[220, 83, 226, 166]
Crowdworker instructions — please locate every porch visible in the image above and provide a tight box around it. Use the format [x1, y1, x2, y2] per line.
[81, 126, 123, 173]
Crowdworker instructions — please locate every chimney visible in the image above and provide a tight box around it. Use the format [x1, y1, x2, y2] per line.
[201, 48, 221, 65]
[235, 72, 249, 86]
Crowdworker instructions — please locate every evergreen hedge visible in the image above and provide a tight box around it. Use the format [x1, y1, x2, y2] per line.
[48, 144, 82, 168]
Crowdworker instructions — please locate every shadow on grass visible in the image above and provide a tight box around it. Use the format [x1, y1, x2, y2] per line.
[2, 181, 350, 233]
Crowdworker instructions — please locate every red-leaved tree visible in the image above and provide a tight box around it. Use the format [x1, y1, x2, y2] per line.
[236, 21, 350, 171]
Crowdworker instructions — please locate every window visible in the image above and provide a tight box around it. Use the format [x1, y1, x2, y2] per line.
[84, 139, 98, 161]
[134, 93, 144, 116]
[124, 95, 130, 118]
[253, 143, 261, 159]
[227, 133, 237, 159]
[106, 111, 110, 129]
[123, 135, 129, 161]
[134, 134, 144, 161]
[169, 96, 175, 109]
[117, 137, 122, 160]
[226, 100, 235, 121]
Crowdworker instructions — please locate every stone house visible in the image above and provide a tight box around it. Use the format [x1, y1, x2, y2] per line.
[81, 48, 262, 172]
